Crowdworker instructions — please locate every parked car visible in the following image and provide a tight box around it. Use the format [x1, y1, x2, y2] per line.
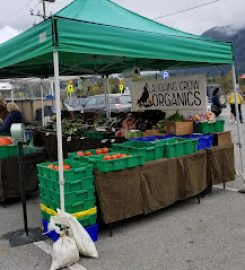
[63, 97, 87, 111]
[82, 94, 131, 116]
[207, 84, 227, 116]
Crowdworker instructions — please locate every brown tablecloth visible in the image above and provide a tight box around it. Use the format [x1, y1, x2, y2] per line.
[0, 151, 46, 202]
[95, 150, 208, 224]
[95, 167, 143, 224]
[207, 144, 236, 185]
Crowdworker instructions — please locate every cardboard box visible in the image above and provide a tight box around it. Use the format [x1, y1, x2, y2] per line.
[165, 121, 193, 135]
[143, 129, 161, 137]
[212, 131, 232, 146]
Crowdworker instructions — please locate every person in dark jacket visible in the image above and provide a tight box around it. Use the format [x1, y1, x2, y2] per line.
[0, 102, 23, 134]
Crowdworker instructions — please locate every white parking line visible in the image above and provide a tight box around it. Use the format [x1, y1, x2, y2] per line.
[34, 241, 87, 270]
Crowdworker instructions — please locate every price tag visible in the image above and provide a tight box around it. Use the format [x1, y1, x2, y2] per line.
[112, 128, 116, 132]
[67, 136, 71, 142]
[110, 139, 116, 143]
[45, 132, 50, 136]
[80, 136, 86, 140]
[101, 139, 108, 144]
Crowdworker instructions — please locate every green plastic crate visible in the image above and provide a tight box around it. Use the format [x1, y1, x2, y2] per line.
[194, 120, 225, 134]
[38, 174, 94, 192]
[39, 184, 95, 204]
[41, 211, 97, 227]
[40, 196, 96, 213]
[162, 138, 198, 158]
[112, 141, 163, 162]
[0, 143, 18, 159]
[23, 145, 43, 155]
[68, 148, 112, 159]
[84, 130, 114, 140]
[215, 120, 225, 132]
[76, 152, 145, 173]
[37, 159, 94, 183]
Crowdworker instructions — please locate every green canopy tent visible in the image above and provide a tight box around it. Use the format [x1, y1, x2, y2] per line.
[0, 0, 243, 209]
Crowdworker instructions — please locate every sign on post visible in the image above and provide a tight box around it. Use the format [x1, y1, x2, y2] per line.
[131, 74, 207, 116]
[119, 79, 124, 94]
[67, 80, 74, 95]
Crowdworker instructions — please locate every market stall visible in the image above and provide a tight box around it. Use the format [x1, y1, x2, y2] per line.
[0, 0, 240, 241]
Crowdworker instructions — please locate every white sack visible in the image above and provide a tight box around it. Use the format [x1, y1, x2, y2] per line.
[50, 210, 99, 258]
[50, 235, 79, 270]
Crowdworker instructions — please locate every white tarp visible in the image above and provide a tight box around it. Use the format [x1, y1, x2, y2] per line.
[131, 74, 207, 116]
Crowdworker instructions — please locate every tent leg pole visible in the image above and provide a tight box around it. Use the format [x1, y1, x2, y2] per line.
[53, 50, 65, 211]
[231, 64, 245, 192]
[106, 76, 111, 118]
[104, 75, 109, 119]
[40, 79, 45, 127]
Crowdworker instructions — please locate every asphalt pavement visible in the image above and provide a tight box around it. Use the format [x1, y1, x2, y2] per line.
[1, 107, 245, 270]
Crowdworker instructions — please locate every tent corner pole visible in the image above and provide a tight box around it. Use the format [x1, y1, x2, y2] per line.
[231, 64, 245, 192]
[40, 78, 45, 128]
[53, 50, 65, 210]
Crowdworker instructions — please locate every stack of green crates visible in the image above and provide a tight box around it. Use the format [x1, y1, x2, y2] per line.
[37, 159, 97, 227]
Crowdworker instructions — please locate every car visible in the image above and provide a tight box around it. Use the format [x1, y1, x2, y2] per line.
[207, 84, 227, 116]
[63, 97, 87, 111]
[82, 94, 131, 116]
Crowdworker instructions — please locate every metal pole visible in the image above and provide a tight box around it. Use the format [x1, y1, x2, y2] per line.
[17, 142, 29, 236]
[42, 0, 46, 19]
[106, 76, 111, 118]
[11, 90, 14, 102]
[231, 64, 245, 192]
[40, 79, 45, 127]
[104, 76, 109, 118]
[53, 50, 65, 210]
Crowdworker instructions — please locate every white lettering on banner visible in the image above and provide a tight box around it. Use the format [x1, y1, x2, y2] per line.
[131, 75, 207, 116]
[39, 32, 47, 43]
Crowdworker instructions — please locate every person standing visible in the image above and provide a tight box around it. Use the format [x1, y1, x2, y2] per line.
[211, 88, 222, 116]
[228, 91, 244, 123]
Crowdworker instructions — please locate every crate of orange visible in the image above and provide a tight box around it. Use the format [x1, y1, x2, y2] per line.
[68, 147, 111, 160]
[0, 137, 18, 159]
[37, 159, 94, 183]
[77, 151, 145, 173]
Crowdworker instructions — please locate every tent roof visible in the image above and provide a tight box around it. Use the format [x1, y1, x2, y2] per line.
[56, 0, 196, 38]
[0, 0, 234, 78]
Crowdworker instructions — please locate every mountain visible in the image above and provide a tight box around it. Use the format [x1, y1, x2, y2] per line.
[0, 26, 19, 44]
[202, 25, 245, 74]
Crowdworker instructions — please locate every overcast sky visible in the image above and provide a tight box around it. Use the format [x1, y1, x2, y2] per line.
[1, 0, 245, 36]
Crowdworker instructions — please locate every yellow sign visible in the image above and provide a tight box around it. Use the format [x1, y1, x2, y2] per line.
[67, 81, 74, 94]
[119, 79, 124, 94]
[119, 84, 124, 93]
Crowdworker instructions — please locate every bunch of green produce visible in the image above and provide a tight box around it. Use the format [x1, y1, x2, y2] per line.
[167, 112, 184, 122]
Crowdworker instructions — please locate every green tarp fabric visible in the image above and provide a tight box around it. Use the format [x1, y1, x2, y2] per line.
[56, 0, 197, 38]
[0, 0, 233, 78]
